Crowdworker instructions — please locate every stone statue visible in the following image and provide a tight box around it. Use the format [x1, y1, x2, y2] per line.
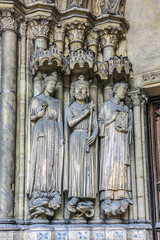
[27, 72, 63, 220]
[98, 82, 133, 219]
[95, 0, 125, 16]
[68, 0, 88, 8]
[64, 75, 98, 220]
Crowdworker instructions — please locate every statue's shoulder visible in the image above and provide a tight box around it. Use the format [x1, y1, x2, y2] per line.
[52, 97, 60, 103]
[100, 101, 111, 108]
[29, 94, 42, 106]
[68, 101, 76, 108]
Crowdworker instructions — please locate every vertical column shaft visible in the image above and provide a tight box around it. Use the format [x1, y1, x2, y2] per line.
[132, 91, 146, 220]
[0, 30, 18, 221]
[141, 96, 149, 220]
[16, 25, 27, 221]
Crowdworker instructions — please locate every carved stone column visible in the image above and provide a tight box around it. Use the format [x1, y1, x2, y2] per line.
[0, 9, 19, 222]
[30, 17, 51, 51]
[87, 29, 99, 56]
[99, 27, 123, 62]
[130, 89, 148, 221]
[66, 21, 87, 51]
[15, 21, 27, 222]
[140, 93, 149, 221]
[54, 24, 65, 52]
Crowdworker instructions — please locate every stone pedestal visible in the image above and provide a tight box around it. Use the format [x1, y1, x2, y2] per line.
[0, 224, 153, 240]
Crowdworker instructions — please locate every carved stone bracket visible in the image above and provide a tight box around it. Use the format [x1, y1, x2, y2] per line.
[96, 56, 133, 83]
[106, 55, 133, 80]
[31, 44, 63, 75]
[67, 198, 94, 220]
[28, 190, 61, 220]
[69, 49, 96, 69]
[101, 199, 133, 219]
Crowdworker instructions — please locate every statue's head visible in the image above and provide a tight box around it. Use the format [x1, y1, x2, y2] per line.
[73, 75, 90, 101]
[43, 72, 58, 94]
[113, 81, 128, 100]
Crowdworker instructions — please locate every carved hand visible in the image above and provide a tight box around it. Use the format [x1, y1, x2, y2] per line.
[88, 101, 95, 112]
[104, 111, 120, 127]
[83, 108, 90, 116]
[86, 135, 96, 146]
[37, 108, 46, 118]
[112, 111, 120, 121]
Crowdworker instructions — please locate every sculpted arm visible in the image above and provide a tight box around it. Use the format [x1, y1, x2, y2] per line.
[86, 110, 98, 146]
[30, 99, 46, 122]
[68, 106, 90, 128]
[98, 103, 119, 137]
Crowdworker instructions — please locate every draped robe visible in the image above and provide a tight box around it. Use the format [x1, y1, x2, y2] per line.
[27, 93, 63, 199]
[98, 100, 132, 201]
[103, 0, 124, 14]
[65, 101, 98, 199]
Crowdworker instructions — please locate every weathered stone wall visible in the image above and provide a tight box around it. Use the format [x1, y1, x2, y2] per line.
[126, 0, 160, 89]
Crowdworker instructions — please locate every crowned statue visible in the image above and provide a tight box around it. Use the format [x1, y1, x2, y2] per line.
[64, 75, 98, 220]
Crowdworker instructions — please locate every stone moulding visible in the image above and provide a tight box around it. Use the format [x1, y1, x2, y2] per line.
[142, 70, 160, 85]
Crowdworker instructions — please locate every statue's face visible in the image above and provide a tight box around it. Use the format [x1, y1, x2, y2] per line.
[45, 80, 57, 94]
[75, 84, 87, 101]
[115, 84, 127, 100]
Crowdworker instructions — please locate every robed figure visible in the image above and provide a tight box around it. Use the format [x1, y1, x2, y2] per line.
[101, 0, 125, 15]
[68, 0, 88, 8]
[64, 75, 98, 219]
[98, 82, 133, 218]
[27, 72, 63, 220]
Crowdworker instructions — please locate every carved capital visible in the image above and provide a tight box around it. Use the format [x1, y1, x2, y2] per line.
[29, 17, 51, 39]
[129, 89, 148, 107]
[54, 24, 65, 42]
[87, 29, 99, 46]
[99, 26, 124, 48]
[0, 9, 21, 32]
[66, 21, 89, 47]
[19, 21, 27, 37]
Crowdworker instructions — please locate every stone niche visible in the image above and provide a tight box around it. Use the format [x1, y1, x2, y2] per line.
[0, 0, 152, 239]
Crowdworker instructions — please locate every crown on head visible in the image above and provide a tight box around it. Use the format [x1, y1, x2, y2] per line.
[75, 75, 89, 87]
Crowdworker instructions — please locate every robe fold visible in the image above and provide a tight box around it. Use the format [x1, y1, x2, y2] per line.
[98, 100, 132, 200]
